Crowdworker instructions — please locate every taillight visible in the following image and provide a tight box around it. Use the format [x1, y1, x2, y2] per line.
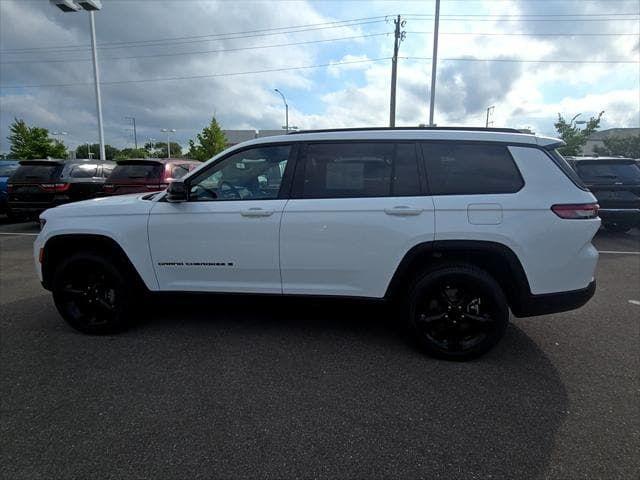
[103, 184, 115, 192]
[551, 203, 599, 219]
[7, 184, 13, 193]
[40, 183, 70, 193]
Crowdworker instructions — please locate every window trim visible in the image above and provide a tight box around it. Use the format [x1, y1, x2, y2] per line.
[290, 140, 427, 200]
[420, 140, 525, 196]
[184, 142, 298, 202]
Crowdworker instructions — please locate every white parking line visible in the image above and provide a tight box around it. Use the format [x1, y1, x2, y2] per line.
[0, 232, 39, 236]
[598, 250, 640, 255]
[629, 300, 640, 306]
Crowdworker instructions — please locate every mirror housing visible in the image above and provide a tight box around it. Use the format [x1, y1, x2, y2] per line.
[166, 180, 187, 203]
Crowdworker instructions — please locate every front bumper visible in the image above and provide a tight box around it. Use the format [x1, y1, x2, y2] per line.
[511, 280, 596, 318]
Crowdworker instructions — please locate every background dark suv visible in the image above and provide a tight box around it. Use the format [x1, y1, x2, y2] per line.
[7, 159, 116, 219]
[569, 156, 640, 233]
[102, 158, 200, 196]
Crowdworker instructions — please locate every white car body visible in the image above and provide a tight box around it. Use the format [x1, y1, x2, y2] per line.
[35, 128, 600, 318]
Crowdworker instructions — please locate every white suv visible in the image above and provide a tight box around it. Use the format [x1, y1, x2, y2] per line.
[34, 128, 600, 360]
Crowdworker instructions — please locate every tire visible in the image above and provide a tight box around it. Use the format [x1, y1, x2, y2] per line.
[52, 251, 134, 334]
[603, 222, 632, 234]
[407, 264, 509, 361]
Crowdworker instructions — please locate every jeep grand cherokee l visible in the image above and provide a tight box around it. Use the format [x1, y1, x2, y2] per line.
[34, 128, 599, 360]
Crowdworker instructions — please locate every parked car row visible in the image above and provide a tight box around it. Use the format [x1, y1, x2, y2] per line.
[566, 156, 640, 233]
[3, 158, 200, 219]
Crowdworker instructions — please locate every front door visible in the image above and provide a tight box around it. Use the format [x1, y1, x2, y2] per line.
[148, 144, 294, 293]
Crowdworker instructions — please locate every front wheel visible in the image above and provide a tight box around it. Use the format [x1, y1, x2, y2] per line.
[407, 265, 509, 361]
[52, 252, 134, 334]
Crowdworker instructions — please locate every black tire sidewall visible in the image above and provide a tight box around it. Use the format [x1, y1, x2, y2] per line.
[52, 252, 132, 334]
[408, 265, 509, 361]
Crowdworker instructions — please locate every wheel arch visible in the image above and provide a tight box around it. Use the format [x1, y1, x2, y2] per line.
[41, 234, 149, 292]
[385, 240, 532, 314]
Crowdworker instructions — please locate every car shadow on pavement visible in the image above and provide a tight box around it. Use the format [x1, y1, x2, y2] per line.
[89, 294, 569, 479]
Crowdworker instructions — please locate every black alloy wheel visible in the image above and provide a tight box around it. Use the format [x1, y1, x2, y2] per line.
[52, 252, 132, 334]
[408, 265, 509, 361]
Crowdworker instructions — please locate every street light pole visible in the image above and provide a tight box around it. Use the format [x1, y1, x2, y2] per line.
[125, 117, 137, 149]
[428, 0, 441, 127]
[89, 11, 105, 161]
[50, 1, 105, 160]
[161, 128, 176, 159]
[274, 89, 289, 132]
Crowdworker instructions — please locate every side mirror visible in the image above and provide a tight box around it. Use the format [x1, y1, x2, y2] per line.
[166, 180, 187, 203]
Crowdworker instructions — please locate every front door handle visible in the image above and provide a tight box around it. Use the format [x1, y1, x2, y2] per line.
[241, 208, 274, 217]
[384, 206, 423, 216]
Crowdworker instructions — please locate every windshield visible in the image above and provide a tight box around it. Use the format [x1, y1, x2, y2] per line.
[0, 164, 18, 177]
[575, 162, 640, 184]
[108, 163, 163, 181]
[10, 164, 63, 182]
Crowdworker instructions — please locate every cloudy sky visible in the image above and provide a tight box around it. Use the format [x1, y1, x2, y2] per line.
[0, 0, 638, 153]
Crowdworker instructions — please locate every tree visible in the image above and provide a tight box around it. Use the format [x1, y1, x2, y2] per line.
[152, 141, 182, 158]
[7, 118, 67, 159]
[187, 116, 227, 161]
[554, 112, 604, 156]
[114, 148, 149, 161]
[75, 143, 119, 160]
[593, 134, 640, 158]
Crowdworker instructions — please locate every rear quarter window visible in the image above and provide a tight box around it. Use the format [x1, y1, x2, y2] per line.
[421, 142, 523, 195]
[575, 161, 640, 184]
[69, 164, 98, 178]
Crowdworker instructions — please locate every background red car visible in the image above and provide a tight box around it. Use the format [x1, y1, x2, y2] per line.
[103, 159, 200, 196]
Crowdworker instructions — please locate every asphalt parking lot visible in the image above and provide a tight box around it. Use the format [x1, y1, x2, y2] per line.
[1, 219, 638, 480]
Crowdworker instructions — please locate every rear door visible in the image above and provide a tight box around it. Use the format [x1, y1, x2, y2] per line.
[148, 143, 295, 293]
[8, 161, 64, 206]
[280, 141, 434, 298]
[575, 160, 640, 210]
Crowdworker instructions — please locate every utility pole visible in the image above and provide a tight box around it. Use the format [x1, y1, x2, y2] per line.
[428, 0, 440, 126]
[389, 15, 405, 127]
[485, 106, 494, 128]
[88, 11, 105, 161]
[125, 117, 137, 149]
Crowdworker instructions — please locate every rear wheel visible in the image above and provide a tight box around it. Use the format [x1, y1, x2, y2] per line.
[407, 265, 509, 361]
[52, 252, 133, 334]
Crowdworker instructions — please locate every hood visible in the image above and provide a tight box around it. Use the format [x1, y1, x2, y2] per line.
[41, 193, 154, 219]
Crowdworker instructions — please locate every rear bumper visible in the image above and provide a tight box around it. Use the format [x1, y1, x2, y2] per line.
[511, 280, 596, 318]
[599, 208, 640, 225]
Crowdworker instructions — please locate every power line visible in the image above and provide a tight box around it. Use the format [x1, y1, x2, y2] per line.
[404, 56, 640, 64]
[0, 57, 391, 89]
[406, 31, 640, 36]
[403, 13, 640, 17]
[0, 16, 391, 54]
[0, 32, 392, 65]
[405, 17, 640, 22]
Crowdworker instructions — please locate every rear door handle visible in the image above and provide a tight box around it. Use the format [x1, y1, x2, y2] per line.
[241, 208, 274, 217]
[384, 206, 423, 216]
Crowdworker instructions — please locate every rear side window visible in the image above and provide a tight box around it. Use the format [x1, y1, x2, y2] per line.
[69, 164, 97, 178]
[421, 143, 523, 195]
[170, 164, 191, 180]
[0, 164, 18, 177]
[298, 142, 421, 198]
[108, 163, 163, 181]
[10, 164, 63, 182]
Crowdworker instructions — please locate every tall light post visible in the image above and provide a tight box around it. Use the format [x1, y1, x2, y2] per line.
[161, 129, 176, 159]
[50, 1, 105, 162]
[428, 0, 441, 127]
[274, 89, 289, 133]
[125, 116, 137, 149]
[52, 131, 68, 142]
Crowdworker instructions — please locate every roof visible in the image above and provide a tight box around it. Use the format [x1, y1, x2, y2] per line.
[587, 128, 640, 141]
[116, 158, 199, 164]
[221, 128, 561, 151]
[569, 156, 636, 162]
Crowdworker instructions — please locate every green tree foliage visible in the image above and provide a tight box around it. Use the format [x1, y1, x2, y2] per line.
[554, 112, 604, 156]
[7, 118, 67, 159]
[114, 148, 149, 161]
[151, 142, 182, 158]
[593, 134, 640, 158]
[75, 143, 119, 160]
[187, 116, 227, 161]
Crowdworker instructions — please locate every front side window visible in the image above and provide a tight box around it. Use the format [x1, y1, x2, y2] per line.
[170, 164, 191, 180]
[422, 142, 523, 195]
[299, 142, 421, 198]
[189, 145, 291, 201]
